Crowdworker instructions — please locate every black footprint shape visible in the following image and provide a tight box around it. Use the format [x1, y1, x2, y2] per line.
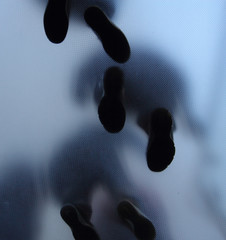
[44, 0, 70, 44]
[98, 66, 126, 133]
[84, 6, 130, 63]
[60, 204, 100, 240]
[117, 200, 156, 240]
[146, 108, 175, 172]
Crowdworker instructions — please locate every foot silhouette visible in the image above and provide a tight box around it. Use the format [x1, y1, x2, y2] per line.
[84, 6, 130, 63]
[44, 0, 70, 43]
[60, 204, 100, 240]
[146, 108, 175, 172]
[117, 200, 156, 240]
[98, 66, 126, 133]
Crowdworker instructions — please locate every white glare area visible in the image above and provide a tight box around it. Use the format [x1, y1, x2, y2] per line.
[0, 0, 225, 240]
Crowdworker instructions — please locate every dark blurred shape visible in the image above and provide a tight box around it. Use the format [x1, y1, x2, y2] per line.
[61, 204, 100, 240]
[73, 0, 116, 19]
[75, 45, 200, 136]
[49, 122, 173, 239]
[43, 0, 70, 43]
[0, 162, 39, 240]
[84, 6, 130, 63]
[98, 66, 126, 133]
[118, 200, 156, 240]
[146, 108, 175, 172]
[49, 124, 132, 205]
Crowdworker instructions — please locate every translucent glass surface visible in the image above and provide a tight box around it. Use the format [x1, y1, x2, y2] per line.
[0, 0, 225, 239]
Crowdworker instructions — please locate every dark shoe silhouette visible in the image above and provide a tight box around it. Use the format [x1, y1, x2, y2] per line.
[60, 204, 100, 240]
[84, 6, 130, 63]
[98, 97, 125, 133]
[98, 67, 126, 133]
[44, 0, 70, 43]
[146, 108, 175, 172]
[117, 200, 156, 240]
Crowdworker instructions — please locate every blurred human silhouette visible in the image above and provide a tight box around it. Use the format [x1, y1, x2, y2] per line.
[75, 45, 198, 137]
[0, 161, 41, 240]
[74, 45, 201, 174]
[146, 108, 175, 172]
[48, 121, 172, 239]
[84, 6, 130, 63]
[98, 66, 126, 133]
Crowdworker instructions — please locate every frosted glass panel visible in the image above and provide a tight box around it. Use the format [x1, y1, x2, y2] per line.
[0, 0, 225, 239]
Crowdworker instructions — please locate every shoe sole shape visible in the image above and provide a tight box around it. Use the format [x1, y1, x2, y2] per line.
[147, 108, 175, 172]
[117, 200, 156, 240]
[44, 0, 70, 43]
[60, 204, 100, 240]
[147, 137, 175, 172]
[98, 96, 126, 133]
[98, 66, 126, 133]
[84, 6, 130, 63]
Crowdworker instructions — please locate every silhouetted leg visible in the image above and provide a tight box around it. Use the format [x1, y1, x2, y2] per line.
[84, 6, 130, 63]
[44, 0, 71, 43]
[49, 137, 102, 239]
[0, 163, 39, 240]
[100, 153, 157, 240]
